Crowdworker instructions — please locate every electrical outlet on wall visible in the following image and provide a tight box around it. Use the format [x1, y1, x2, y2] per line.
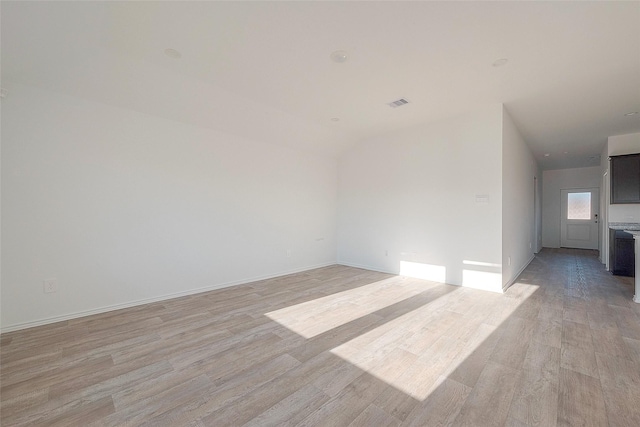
[43, 279, 58, 293]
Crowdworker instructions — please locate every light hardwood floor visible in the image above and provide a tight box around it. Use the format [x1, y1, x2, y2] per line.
[1, 248, 639, 426]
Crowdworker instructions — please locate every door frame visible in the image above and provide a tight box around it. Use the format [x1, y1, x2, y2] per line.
[560, 187, 600, 250]
[601, 171, 609, 267]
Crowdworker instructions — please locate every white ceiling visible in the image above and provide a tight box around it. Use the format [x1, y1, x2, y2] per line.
[2, 1, 639, 169]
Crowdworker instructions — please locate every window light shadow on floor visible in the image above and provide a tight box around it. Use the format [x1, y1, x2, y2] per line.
[265, 259, 540, 403]
[265, 273, 449, 339]
[3, 250, 638, 425]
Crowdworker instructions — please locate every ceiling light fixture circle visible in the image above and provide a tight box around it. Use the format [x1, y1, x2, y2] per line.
[624, 111, 639, 116]
[331, 118, 340, 122]
[492, 58, 508, 67]
[164, 48, 182, 59]
[330, 50, 348, 63]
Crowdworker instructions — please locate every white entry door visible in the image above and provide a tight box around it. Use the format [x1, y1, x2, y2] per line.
[560, 188, 600, 249]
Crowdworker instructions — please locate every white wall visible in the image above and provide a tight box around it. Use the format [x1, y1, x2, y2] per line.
[502, 107, 537, 288]
[1, 82, 338, 330]
[337, 105, 505, 292]
[0, 86, 3, 331]
[541, 166, 602, 248]
[607, 132, 640, 223]
[608, 132, 640, 156]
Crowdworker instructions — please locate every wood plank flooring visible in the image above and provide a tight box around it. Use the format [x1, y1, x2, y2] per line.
[1, 248, 639, 426]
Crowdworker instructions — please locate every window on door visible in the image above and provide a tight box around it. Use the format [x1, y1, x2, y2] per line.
[567, 192, 591, 220]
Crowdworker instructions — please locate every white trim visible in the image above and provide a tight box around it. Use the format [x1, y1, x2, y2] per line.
[634, 235, 640, 304]
[559, 187, 600, 250]
[338, 260, 499, 292]
[1, 262, 335, 333]
[338, 260, 524, 294]
[502, 255, 535, 292]
[601, 170, 609, 267]
[338, 260, 460, 288]
[336, 261, 398, 276]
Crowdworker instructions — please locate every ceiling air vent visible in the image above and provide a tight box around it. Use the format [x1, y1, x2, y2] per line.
[388, 98, 409, 108]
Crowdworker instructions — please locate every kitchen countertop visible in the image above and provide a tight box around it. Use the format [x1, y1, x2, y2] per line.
[609, 222, 640, 231]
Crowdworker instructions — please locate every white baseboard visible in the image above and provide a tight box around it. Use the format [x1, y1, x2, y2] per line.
[337, 260, 502, 292]
[4, 256, 539, 333]
[502, 255, 535, 292]
[1, 262, 335, 333]
[336, 260, 398, 276]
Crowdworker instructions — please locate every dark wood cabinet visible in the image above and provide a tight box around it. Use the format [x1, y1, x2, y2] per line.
[610, 229, 635, 276]
[611, 153, 640, 204]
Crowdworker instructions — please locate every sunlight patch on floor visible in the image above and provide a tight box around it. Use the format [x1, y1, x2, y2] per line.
[330, 281, 539, 400]
[265, 276, 439, 338]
